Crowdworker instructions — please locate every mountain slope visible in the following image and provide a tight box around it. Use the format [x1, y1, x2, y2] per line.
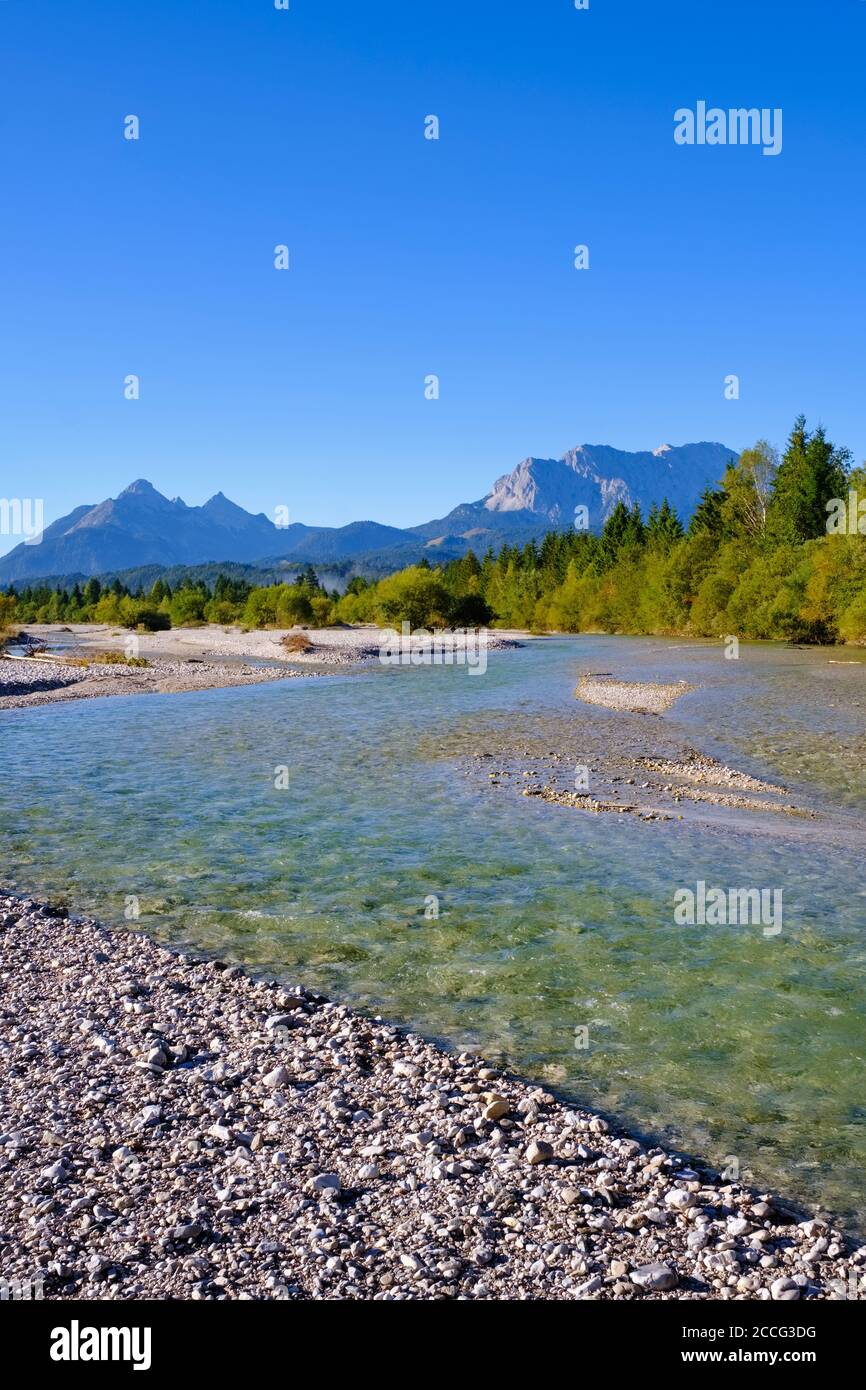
[0, 481, 286, 583]
[411, 442, 736, 544]
[0, 440, 737, 584]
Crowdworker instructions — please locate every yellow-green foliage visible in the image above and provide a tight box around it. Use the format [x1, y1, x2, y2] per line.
[67, 650, 150, 668]
[532, 533, 866, 643]
[0, 592, 16, 635]
[366, 566, 452, 629]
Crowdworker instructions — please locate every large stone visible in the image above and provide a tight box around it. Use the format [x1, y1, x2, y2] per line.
[394, 1060, 420, 1079]
[575, 1274, 602, 1296]
[525, 1140, 554, 1165]
[312, 1172, 341, 1192]
[630, 1262, 679, 1291]
[265, 1013, 302, 1032]
[728, 1216, 753, 1237]
[172, 1221, 203, 1242]
[40, 1161, 70, 1186]
[482, 1094, 509, 1122]
[664, 1187, 696, 1211]
[770, 1277, 801, 1301]
[263, 1064, 291, 1089]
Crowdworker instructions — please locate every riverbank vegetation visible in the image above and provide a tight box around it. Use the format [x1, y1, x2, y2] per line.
[4, 419, 866, 644]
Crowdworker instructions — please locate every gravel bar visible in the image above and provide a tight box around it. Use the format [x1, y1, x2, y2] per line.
[575, 675, 694, 714]
[0, 656, 308, 711]
[0, 893, 862, 1302]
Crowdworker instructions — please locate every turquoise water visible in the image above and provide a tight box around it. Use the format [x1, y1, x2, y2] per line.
[2, 637, 866, 1227]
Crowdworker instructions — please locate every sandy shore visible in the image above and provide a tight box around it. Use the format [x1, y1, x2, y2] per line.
[19, 623, 527, 664]
[203, 625, 526, 667]
[0, 892, 861, 1302]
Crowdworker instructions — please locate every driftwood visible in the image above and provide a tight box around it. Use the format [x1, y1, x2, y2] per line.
[1, 649, 59, 662]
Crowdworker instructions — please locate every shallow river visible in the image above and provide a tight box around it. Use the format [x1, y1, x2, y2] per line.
[2, 636, 865, 1227]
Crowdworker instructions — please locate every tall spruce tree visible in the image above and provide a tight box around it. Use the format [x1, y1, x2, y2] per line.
[689, 484, 727, 538]
[647, 498, 684, 549]
[767, 417, 851, 542]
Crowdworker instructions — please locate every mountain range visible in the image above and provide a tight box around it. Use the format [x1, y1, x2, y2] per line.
[0, 440, 736, 586]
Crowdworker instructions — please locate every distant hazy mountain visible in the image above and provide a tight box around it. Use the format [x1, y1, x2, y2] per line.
[0, 480, 414, 583]
[264, 519, 419, 562]
[0, 480, 280, 582]
[0, 440, 736, 584]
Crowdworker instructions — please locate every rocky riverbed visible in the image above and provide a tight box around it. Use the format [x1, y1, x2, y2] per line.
[1, 894, 861, 1301]
[443, 714, 814, 834]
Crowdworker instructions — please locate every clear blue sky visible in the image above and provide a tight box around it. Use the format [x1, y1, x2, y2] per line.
[1, 0, 864, 554]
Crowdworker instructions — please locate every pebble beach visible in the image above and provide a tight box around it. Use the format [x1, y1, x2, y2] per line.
[0, 654, 305, 711]
[1, 893, 861, 1302]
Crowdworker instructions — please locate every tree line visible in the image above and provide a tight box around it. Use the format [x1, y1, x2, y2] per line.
[3, 418, 865, 644]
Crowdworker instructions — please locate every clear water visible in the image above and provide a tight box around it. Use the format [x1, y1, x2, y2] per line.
[3, 637, 866, 1228]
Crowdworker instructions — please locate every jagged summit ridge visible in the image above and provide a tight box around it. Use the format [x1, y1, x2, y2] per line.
[0, 439, 737, 583]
